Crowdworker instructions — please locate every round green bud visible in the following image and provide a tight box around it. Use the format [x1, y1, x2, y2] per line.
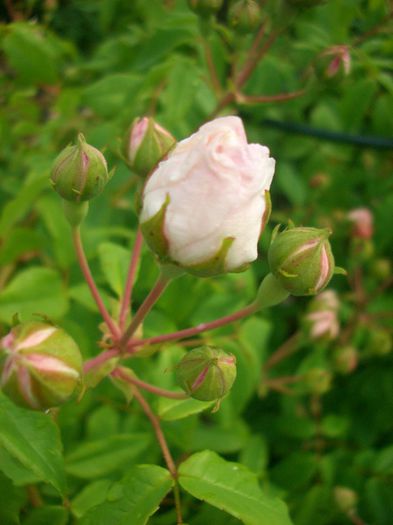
[124, 117, 176, 178]
[333, 486, 358, 513]
[332, 346, 358, 375]
[268, 226, 335, 296]
[304, 368, 332, 395]
[187, 0, 224, 16]
[50, 134, 111, 202]
[229, 0, 263, 33]
[176, 346, 236, 401]
[0, 322, 83, 410]
[366, 328, 392, 356]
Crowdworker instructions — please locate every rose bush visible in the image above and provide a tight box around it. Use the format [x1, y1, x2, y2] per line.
[140, 116, 275, 276]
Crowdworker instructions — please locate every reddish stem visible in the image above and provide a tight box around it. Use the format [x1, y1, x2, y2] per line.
[127, 302, 259, 353]
[72, 228, 120, 340]
[236, 89, 305, 104]
[264, 332, 301, 370]
[120, 274, 170, 348]
[119, 229, 143, 330]
[120, 379, 184, 524]
[112, 368, 187, 399]
[83, 348, 119, 374]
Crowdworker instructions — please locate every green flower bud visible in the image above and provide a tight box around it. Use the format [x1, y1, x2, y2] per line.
[124, 117, 176, 178]
[268, 226, 335, 296]
[333, 486, 358, 513]
[304, 368, 332, 395]
[187, 0, 224, 16]
[0, 322, 83, 410]
[332, 346, 358, 375]
[176, 346, 236, 401]
[229, 0, 263, 33]
[366, 328, 392, 356]
[50, 134, 111, 202]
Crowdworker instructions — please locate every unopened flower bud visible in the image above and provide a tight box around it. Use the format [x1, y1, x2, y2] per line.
[366, 328, 392, 356]
[268, 226, 335, 296]
[50, 134, 111, 202]
[140, 116, 275, 277]
[176, 346, 236, 401]
[304, 290, 340, 340]
[334, 486, 358, 513]
[323, 45, 351, 78]
[124, 117, 176, 177]
[0, 322, 83, 410]
[372, 258, 391, 280]
[229, 1, 263, 33]
[187, 0, 224, 16]
[347, 207, 373, 240]
[333, 346, 358, 375]
[304, 368, 332, 395]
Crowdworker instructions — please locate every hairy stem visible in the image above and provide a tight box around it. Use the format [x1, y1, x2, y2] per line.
[72, 228, 120, 340]
[119, 229, 143, 330]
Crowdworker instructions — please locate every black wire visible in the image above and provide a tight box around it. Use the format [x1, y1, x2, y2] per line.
[262, 118, 393, 150]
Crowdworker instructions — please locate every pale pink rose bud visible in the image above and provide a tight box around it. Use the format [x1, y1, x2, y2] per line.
[324, 45, 351, 78]
[304, 290, 340, 340]
[140, 116, 275, 277]
[124, 117, 176, 177]
[268, 226, 335, 296]
[0, 322, 82, 410]
[347, 207, 373, 240]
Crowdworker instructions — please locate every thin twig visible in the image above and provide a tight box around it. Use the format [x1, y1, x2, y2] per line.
[112, 368, 187, 399]
[72, 228, 120, 340]
[119, 229, 143, 330]
[125, 381, 183, 524]
[264, 332, 301, 370]
[127, 302, 259, 353]
[120, 274, 170, 348]
[236, 89, 305, 105]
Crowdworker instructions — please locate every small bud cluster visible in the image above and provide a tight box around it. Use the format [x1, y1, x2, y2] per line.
[304, 290, 340, 340]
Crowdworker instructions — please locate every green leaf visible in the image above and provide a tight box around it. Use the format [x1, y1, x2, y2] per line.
[0, 472, 25, 525]
[0, 267, 68, 323]
[80, 465, 173, 525]
[179, 451, 293, 525]
[157, 397, 214, 421]
[71, 479, 112, 519]
[23, 506, 68, 525]
[65, 433, 151, 479]
[0, 227, 42, 266]
[2, 23, 60, 85]
[0, 393, 66, 495]
[98, 241, 133, 298]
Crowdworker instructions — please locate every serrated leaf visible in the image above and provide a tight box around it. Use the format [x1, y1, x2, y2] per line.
[0, 393, 66, 495]
[179, 451, 293, 525]
[80, 465, 173, 525]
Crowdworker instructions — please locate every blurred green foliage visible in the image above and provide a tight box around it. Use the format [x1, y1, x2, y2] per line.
[0, 0, 392, 523]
